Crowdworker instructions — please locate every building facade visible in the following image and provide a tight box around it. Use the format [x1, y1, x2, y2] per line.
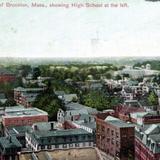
[26, 128, 94, 151]
[0, 68, 16, 83]
[2, 107, 48, 127]
[96, 114, 135, 160]
[14, 87, 45, 107]
[135, 124, 160, 160]
[0, 136, 22, 160]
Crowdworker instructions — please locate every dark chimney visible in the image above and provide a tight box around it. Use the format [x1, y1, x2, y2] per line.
[89, 116, 91, 122]
[50, 122, 54, 130]
[34, 125, 38, 131]
[8, 136, 12, 143]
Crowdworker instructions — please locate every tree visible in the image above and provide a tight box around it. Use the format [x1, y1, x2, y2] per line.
[4, 98, 16, 107]
[32, 67, 41, 79]
[115, 74, 122, 81]
[33, 92, 63, 120]
[152, 74, 160, 85]
[122, 73, 130, 79]
[148, 91, 158, 106]
[19, 65, 32, 77]
[83, 91, 110, 111]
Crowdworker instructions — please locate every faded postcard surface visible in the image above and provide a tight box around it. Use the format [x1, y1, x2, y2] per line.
[0, 0, 160, 58]
[1, 1, 160, 160]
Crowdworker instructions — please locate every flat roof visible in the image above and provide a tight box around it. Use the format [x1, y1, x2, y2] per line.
[7, 126, 32, 136]
[105, 116, 135, 128]
[33, 121, 59, 131]
[30, 128, 91, 139]
[3, 108, 48, 118]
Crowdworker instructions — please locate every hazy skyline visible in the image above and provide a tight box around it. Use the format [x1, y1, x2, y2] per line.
[0, 0, 160, 57]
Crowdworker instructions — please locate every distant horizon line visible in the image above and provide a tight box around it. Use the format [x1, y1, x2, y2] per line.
[0, 56, 160, 59]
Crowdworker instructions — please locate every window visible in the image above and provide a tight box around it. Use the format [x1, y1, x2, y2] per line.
[111, 138, 114, 145]
[63, 137, 66, 142]
[116, 141, 119, 147]
[116, 132, 119, 138]
[111, 130, 114, 136]
[75, 143, 79, 147]
[75, 136, 79, 141]
[102, 126, 105, 132]
[55, 145, 59, 148]
[41, 145, 45, 149]
[69, 143, 73, 147]
[48, 138, 51, 143]
[47, 145, 51, 149]
[63, 144, 67, 148]
[97, 124, 100, 130]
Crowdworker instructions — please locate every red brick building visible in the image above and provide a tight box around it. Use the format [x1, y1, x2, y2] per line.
[130, 111, 160, 125]
[135, 124, 160, 160]
[0, 68, 16, 83]
[2, 107, 48, 127]
[115, 105, 145, 122]
[14, 87, 45, 107]
[96, 113, 135, 160]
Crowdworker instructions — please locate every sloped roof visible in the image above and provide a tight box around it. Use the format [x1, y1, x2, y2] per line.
[145, 124, 160, 135]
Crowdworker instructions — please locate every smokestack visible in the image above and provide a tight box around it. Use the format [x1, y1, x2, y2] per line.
[50, 122, 54, 130]
[34, 125, 38, 131]
[89, 116, 91, 122]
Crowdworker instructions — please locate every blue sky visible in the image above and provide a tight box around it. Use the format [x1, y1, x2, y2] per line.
[0, 0, 160, 57]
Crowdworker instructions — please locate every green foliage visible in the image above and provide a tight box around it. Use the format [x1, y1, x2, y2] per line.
[152, 74, 160, 85]
[4, 98, 16, 106]
[134, 60, 160, 70]
[110, 96, 123, 106]
[122, 73, 130, 78]
[19, 65, 32, 77]
[33, 92, 63, 120]
[32, 67, 41, 79]
[82, 91, 117, 111]
[148, 91, 158, 106]
[39, 64, 117, 81]
[114, 74, 122, 80]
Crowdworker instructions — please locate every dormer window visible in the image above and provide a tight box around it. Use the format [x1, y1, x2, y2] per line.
[151, 143, 155, 150]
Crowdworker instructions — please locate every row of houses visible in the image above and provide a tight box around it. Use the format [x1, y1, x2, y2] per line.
[2, 103, 160, 159]
[0, 105, 96, 160]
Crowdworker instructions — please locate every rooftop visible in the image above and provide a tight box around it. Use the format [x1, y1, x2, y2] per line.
[0, 136, 22, 149]
[32, 121, 59, 131]
[7, 126, 32, 136]
[65, 102, 98, 114]
[3, 107, 48, 118]
[30, 128, 91, 139]
[105, 116, 135, 128]
[14, 87, 45, 92]
[135, 123, 160, 154]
